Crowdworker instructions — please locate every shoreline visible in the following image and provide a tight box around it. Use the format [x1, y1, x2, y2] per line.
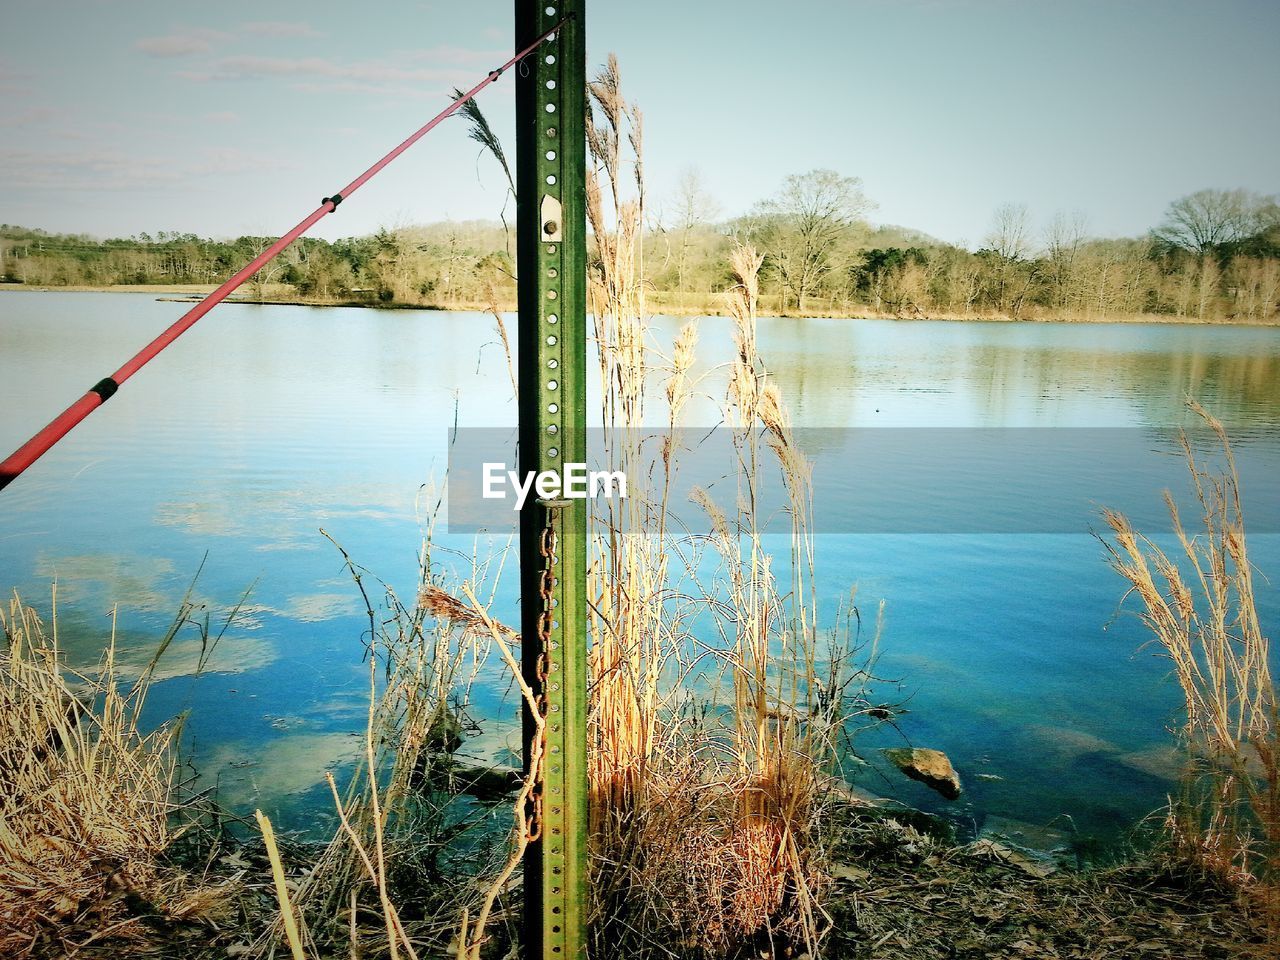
[2, 282, 1278, 328]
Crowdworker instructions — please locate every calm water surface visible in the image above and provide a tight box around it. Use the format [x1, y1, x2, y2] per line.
[2, 290, 1277, 847]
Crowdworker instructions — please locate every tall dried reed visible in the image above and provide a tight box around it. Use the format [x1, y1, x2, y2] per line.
[585, 52, 696, 831]
[1103, 402, 1278, 930]
[584, 55, 865, 958]
[255, 532, 509, 958]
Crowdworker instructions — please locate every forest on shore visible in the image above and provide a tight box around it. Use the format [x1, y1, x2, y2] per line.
[3, 179, 1278, 323]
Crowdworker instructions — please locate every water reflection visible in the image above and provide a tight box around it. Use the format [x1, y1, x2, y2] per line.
[1, 293, 1277, 838]
[208, 731, 364, 810]
[741, 317, 1280, 428]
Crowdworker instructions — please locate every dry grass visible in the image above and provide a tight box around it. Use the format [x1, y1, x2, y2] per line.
[247, 530, 519, 960]
[1103, 402, 1279, 940]
[583, 55, 872, 959]
[0, 590, 230, 956]
[0, 538, 522, 959]
[821, 802, 1265, 959]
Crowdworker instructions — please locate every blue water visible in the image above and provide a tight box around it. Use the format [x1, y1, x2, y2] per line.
[1, 290, 1277, 845]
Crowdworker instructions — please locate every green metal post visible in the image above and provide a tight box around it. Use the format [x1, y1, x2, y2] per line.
[516, 2, 587, 959]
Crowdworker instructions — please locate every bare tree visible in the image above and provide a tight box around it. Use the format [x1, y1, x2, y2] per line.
[1043, 210, 1088, 311]
[1153, 188, 1268, 254]
[984, 202, 1031, 313]
[244, 233, 302, 303]
[750, 169, 873, 311]
[986, 202, 1031, 262]
[672, 167, 720, 293]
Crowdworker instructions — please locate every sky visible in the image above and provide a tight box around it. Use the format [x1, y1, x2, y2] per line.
[2, 0, 1278, 248]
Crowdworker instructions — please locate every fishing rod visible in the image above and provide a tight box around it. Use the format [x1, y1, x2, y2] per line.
[0, 16, 569, 494]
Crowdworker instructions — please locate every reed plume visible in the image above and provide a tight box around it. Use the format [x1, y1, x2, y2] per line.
[584, 55, 867, 959]
[1104, 401, 1278, 934]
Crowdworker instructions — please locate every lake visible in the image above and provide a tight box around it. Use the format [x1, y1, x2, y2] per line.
[2, 289, 1277, 849]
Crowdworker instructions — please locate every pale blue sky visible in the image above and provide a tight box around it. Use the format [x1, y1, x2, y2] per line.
[2, 0, 1277, 247]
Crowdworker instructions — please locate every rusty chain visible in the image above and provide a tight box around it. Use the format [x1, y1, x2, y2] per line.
[525, 518, 558, 842]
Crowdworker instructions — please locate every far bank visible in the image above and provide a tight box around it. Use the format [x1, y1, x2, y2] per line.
[3, 282, 1278, 328]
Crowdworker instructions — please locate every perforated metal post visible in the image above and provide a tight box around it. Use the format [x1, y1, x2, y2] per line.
[516, 2, 587, 959]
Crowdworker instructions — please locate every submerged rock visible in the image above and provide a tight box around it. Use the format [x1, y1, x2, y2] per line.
[425, 709, 464, 755]
[977, 814, 1071, 856]
[882, 747, 962, 800]
[966, 838, 1059, 878]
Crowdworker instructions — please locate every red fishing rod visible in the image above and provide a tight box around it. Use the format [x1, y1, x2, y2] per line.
[0, 18, 569, 495]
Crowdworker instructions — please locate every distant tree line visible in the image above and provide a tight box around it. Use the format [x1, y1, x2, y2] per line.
[0, 222, 517, 307]
[3, 181, 1277, 322]
[648, 177, 1280, 323]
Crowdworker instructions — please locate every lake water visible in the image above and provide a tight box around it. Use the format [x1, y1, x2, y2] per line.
[2, 290, 1278, 850]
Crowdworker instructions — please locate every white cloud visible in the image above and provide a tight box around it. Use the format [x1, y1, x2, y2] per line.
[200, 54, 467, 85]
[1, 148, 182, 191]
[2, 106, 57, 127]
[0, 145, 294, 192]
[240, 21, 322, 39]
[0, 59, 32, 96]
[174, 51, 489, 100]
[404, 44, 507, 65]
[134, 28, 230, 58]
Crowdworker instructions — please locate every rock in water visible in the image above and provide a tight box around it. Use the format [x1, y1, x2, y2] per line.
[882, 747, 962, 800]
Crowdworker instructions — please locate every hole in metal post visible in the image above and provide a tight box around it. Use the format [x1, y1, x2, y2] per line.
[547, 313, 558, 323]
[545, 103, 556, 113]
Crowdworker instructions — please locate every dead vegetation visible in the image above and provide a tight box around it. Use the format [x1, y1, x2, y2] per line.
[822, 803, 1263, 959]
[2, 52, 1273, 960]
[1104, 402, 1279, 948]
[0, 590, 236, 957]
[581, 55, 876, 959]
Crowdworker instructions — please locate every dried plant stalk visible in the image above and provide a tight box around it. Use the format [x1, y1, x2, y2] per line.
[583, 53, 862, 960]
[0, 592, 183, 956]
[1104, 401, 1278, 928]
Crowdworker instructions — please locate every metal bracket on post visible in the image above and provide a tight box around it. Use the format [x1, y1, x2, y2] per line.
[516, 3, 587, 959]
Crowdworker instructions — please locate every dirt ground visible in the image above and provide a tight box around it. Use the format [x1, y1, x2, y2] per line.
[821, 806, 1270, 960]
